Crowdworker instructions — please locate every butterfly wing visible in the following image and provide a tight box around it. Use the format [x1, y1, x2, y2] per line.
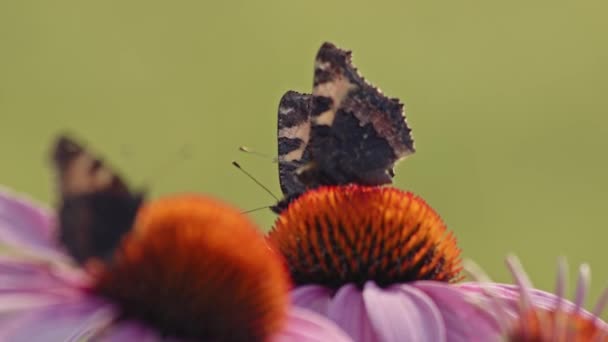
[272, 91, 314, 213]
[302, 42, 415, 186]
[52, 135, 144, 264]
[273, 43, 415, 213]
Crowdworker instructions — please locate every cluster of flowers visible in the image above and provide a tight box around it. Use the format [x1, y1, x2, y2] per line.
[1, 171, 607, 341]
[1, 40, 605, 341]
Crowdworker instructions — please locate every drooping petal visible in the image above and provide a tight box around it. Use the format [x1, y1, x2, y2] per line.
[0, 255, 86, 291]
[93, 321, 163, 341]
[363, 281, 446, 342]
[0, 298, 118, 342]
[291, 285, 332, 315]
[0, 257, 86, 316]
[271, 307, 354, 342]
[326, 284, 378, 342]
[0, 186, 56, 252]
[0, 257, 53, 289]
[416, 281, 502, 341]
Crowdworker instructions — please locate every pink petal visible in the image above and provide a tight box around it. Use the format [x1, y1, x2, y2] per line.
[416, 281, 502, 341]
[0, 187, 57, 253]
[94, 321, 161, 341]
[460, 282, 608, 330]
[271, 306, 353, 342]
[363, 281, 446, 342]
[0, 256, 88, 292]
[0, 268, 82, 311]
[0, 298, 118, 342]
[0, 259, 84, 319]
[0, 292, 72, 314]
[326, 284, 378, 342]
[291, 285, 332, 315]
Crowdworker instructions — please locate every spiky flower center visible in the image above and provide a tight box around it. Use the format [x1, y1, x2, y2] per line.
[267, 185, 462, 289]
[509, 308, 607, 342]
[93, 195, 289, 342]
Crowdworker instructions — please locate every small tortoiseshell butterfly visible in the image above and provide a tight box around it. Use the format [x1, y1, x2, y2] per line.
[272, 42, 415, 213]
[52, 135, 144, 264]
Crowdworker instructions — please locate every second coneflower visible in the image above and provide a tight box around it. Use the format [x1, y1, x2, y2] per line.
[462, 255, 608, 342]
[267, 185, 500, 341]
[0, 136, 354, 342]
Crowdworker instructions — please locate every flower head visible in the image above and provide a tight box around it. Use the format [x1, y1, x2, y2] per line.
[0, 187, 353, 341]
[94, 195, 289, 340]
[462, 255, 608, 341]
[267, 185, 500, 341]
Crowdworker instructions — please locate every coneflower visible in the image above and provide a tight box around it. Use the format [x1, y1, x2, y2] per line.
[0, 133, 354, 342]
[462, 255, 608, 342]
[0, 188, 353, 341]
[267, 184, 500, 341]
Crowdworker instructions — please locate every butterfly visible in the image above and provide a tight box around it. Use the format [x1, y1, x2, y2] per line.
[272, 42, 415, 213]
[52, 135, 144, 264]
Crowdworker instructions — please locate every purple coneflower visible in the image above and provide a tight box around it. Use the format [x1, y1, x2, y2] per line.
[267, 184, 501, 341]
[0, 187, 353, 341]
[461, 255, 608, 341]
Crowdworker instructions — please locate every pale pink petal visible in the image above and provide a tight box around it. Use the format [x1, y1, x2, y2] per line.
[0, 256, 88, 292]
[291, 285, 332, 315]
[461, 283, 573, 312]
[271, 306, 353, 342]
[363, 282, 446, 342]
[0, 258, 85, 318]
[460, 282, 608, 330]
[326, 284, 378, 342]
[0, 291, 72, 312]
[95, 321, 162, 341]
[416, 281, 501, 341]
[0, 298, 118, 342]
[0, 292, 87, 333]
[0, 187, 58, 253]
[0, 278, 82, 313]
[0, 256, 100, 336]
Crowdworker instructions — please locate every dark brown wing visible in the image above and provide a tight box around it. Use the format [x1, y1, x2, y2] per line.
[276, 91, 313, 196]
[51, 135, 144, 264]
[301, 42, 415, 186]
[272, 91, 313, 213]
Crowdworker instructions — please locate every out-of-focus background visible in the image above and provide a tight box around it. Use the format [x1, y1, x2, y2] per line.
[1, 1, 607, 307]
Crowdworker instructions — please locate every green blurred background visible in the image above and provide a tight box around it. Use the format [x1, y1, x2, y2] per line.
[1, 1, 607, 309]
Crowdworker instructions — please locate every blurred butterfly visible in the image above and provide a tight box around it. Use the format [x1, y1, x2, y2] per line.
[52, 135, 144, 264]
[272, 42, 415, 213]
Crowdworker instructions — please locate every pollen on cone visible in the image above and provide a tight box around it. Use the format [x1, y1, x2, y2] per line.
[93, 195, 290, 342]
[267, 185, 462, 288]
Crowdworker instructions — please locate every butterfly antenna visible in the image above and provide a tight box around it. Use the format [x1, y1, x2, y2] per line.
[241, 205, 271, 214]
[239, 146, 278, 163]
[232, 161, 279, 201]
[142, 145, 194, 188]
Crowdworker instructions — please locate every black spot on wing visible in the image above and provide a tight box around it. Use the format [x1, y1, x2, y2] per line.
[310, 96, 333, 118]
[313, 42, 353, 87]
[278, 91, 311, 129]
[278, 137, 304, 157]
[277, 162, 306, 203]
